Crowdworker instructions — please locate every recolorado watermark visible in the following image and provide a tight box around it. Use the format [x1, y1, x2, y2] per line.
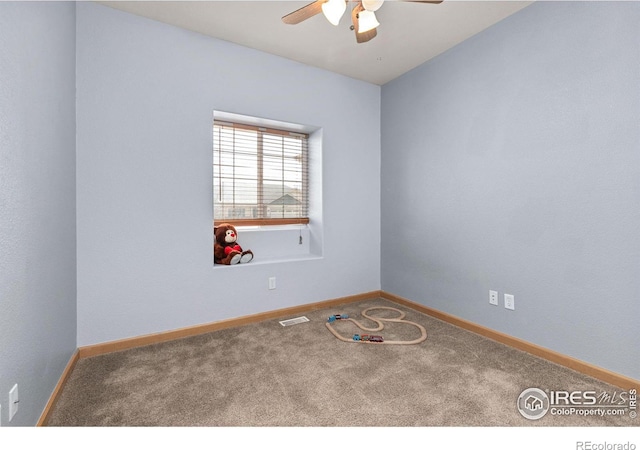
[517, 387, 637, 421]
[576, 442, 636, 450]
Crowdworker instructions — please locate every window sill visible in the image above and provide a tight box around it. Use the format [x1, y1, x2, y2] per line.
[213, 223, 322, 268]
[213, 254, 323, 268]
[235, 224, 307, 232]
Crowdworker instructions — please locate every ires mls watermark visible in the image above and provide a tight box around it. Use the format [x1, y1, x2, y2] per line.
[517, 387, 637, 421]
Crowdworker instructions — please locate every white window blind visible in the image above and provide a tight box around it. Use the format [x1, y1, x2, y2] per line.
[213, 120, 309, 226]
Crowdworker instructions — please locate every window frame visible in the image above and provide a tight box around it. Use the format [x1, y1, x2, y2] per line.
[213, 119, 310, 227]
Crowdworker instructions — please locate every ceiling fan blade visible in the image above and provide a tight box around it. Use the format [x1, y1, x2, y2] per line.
[356, 27, 377, 44]
[282, 0, 326, 25]
[351, 3, 377, 44]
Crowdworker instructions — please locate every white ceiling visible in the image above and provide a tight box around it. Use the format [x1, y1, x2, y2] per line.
[99, 0, 533, 85]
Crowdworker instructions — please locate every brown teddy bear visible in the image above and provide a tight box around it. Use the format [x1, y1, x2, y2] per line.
[214, 223, 253, 265]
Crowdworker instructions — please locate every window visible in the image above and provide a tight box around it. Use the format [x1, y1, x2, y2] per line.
[213, 120, 309, 226]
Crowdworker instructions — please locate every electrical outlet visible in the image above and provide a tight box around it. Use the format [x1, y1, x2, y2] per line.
[505, 294, 515, 311]
[489, 290, 498, 306]
[268, 277, 276, 290]
[9, 384, 18, 422]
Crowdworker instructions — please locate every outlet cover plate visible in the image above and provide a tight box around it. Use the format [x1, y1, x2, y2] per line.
[489, 290, 499, 306]
[9, 384, 18, 422]
[505, 294, 515, 311]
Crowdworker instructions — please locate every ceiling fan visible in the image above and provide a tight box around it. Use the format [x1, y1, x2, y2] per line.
[282, 0, 443, 44]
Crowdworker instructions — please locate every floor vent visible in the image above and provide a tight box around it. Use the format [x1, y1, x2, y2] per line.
[279, 316, 310, 327]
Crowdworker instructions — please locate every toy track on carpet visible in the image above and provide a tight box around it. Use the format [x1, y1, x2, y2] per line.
[325, 306, 427, 345]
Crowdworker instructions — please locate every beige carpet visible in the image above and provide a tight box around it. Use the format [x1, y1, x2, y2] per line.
[46, 298, 636, 426]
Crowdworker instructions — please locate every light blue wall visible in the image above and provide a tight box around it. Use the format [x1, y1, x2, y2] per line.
[3, 1, 636, 428]
[0, 2, 77, 426]
[381, 1, 640, 379]
[76, 3, 381, 346]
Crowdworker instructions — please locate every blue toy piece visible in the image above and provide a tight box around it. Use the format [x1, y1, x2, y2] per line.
[351, 333, 383, 342]
[327, 314, 349, 323]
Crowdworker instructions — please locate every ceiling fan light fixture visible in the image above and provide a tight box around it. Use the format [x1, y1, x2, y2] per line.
[362, 0, 384, 12]
[357, 10, 380, 33]
[321, 0, 347, 26]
